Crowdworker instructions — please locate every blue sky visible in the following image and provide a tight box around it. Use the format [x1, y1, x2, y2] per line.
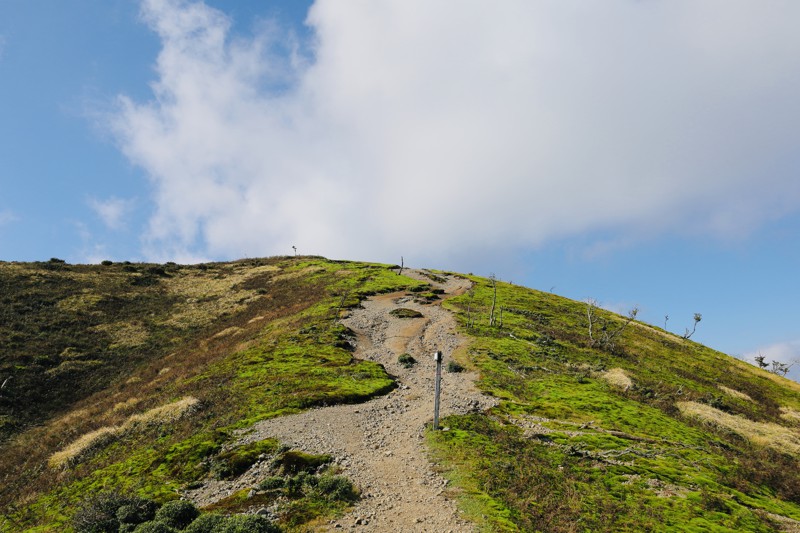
[1, 0, 799, 380]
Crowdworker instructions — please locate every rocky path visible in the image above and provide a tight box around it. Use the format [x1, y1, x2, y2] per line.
[194, 270, 495, 531]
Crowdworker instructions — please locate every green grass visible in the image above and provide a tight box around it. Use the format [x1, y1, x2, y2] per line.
[0, 257, 426, 531]
[2, 260, 798, 532]
[428, 274, 800, 532]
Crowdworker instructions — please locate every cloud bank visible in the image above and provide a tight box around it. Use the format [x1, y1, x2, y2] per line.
[113, 0, 800, 263]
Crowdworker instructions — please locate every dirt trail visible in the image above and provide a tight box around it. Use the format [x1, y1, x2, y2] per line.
[192, 270, 495, 531]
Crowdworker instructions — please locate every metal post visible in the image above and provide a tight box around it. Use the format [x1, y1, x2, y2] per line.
[433, 350, 442, 430]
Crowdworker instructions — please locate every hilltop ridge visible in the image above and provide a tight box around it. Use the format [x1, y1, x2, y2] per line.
[0, 257, 798, 532]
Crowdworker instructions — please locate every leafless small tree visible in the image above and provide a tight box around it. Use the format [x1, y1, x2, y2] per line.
[465, 288, 476, 328]
[769, 358, 798, 377]
[664, 315, 669, 330]
[586, 299, 639, 351]
[332, 289, 350, 321]
[397, 256, 404, 276]
[488, 274, 498, 327]
[683, 313, 702, 339]
[771, 360, 790, 377]
[754, 353, 769, 369]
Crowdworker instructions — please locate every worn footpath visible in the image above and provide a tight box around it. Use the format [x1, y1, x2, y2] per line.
[190, 270, 495, 531]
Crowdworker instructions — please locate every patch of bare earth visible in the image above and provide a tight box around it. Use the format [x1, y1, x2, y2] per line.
[190, 271, 495, 531]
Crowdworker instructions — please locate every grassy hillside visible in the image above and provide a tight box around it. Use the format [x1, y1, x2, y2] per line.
[1, 257, 798, 531]
[0, 257, 425, 531]
[429, 275, 800, 532]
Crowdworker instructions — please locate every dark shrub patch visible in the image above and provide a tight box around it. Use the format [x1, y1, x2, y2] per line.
[183, 514, 226, 533]
[398, 353, 417, 368]
[447, 361, 465, 373]
[217, 514, 281, 533]
[316, 474, 358, 502]
[73, 491, 156, 533]
[132, 522, 176, 533]
[153, 500, 199, 530]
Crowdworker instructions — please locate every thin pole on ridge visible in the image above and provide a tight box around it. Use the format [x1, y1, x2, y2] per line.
[433, 350, 442, 430]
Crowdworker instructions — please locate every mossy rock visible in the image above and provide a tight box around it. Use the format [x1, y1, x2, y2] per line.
[272, 450, 331, 475]
[390, 308, 423, 319]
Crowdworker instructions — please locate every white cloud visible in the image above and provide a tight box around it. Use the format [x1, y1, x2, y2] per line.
[744, 340, 800, 382]
[88, 196, 135, 230]
[112, 0, 800, 263]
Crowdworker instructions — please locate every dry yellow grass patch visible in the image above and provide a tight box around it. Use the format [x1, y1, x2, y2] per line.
[124, 397, 200, 429]
[677, 401, 800, 454]
[91, 321, 149, 348]
[212, 326, 243, 339]
[112, 397, 140, 413]
[631, 321, 685, 344]
[601, 368, 632, 389]
[49, 397, 200, 468]
[157, 266, 277, 329]
[781, 407, 800, 424]
[45, 359, 103, 377]
[718, 385, 754, 402]
[48, 425, 122, 468]
[54, 408, 91, 427]
[272, 265, 325, 282]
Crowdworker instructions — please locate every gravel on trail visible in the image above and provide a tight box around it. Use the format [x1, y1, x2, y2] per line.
[186, 270, 496, 532]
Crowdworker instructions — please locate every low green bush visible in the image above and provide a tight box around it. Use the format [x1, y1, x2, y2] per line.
[133, 522, 176, 533]
[153, 500, 199, 530]
[316, 474, 358, 502]
[398, 353, 417, 368]
[183, 514, 226, 533]
[116, 499, 157, 526]
[257, 476, 285, 491]
[73, 492, 157, 533]
[217, 514, 281, 533]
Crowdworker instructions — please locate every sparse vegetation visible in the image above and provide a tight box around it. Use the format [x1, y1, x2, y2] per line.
[586, 298, 639, 352]
[398, 354, 417, 368]
[683, 312, 702, 339]
[446, 360, 464, 373]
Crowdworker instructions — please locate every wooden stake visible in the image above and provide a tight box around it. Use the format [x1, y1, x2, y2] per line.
[433, 350, 442, 430]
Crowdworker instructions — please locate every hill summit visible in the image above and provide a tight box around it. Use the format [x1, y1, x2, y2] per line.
[1, 256, 798, 532]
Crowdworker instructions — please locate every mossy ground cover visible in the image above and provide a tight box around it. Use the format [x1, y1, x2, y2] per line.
[0, 257, 425, 531]
[430, 274, 800, 532]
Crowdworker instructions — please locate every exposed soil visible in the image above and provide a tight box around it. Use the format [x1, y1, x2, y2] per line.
[187, 270, 495, 531]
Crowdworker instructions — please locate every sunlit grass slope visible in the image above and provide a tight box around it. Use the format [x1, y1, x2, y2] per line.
[2, 259, 798, 531]
[429, 275, 800, 532]
[0, 257, 424, 531]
